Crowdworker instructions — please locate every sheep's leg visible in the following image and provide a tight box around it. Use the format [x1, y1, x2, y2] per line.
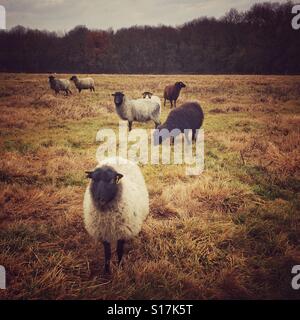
[170, 100, 173, 108]
[174, 100, 177, 108]
[184, 130, 192, 145]
[78, 88, 81, 93]
[192, 129, 197, 142]
[103, 241, 111, 274]
[117, 239, 125, 265]
[128, 121, 132, 131]
[164, 98, 166, 107]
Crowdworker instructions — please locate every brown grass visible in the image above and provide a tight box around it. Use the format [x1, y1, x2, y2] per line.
[0, 73, 300, 299]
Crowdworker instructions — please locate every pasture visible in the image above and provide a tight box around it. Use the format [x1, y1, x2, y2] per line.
[0, 73, 299, 299]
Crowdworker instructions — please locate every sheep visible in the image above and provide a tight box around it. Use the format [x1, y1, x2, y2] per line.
[163, 81, 186, 108]
[70, 75, 95, 93]
[48, 75, 72, 95]
[83, 156, 149, 274]
[142, 91, 162, 109]
[112, 91, 161, 131]
[153, 102, 204, 145]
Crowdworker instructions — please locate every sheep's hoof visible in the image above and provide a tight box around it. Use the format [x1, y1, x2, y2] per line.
[103, 266, 111, 276]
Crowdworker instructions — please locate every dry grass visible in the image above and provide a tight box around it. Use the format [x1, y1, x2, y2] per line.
[0, 73, 300, 300]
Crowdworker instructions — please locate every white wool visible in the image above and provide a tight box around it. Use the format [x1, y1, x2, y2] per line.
[50, 78, 71, 91]
[83, 157, 149, 242]
[115, 95, 161, 124]
[144, 95, 162, 109]
[57, 79, 71, 89]
[72, 77, 94, 90]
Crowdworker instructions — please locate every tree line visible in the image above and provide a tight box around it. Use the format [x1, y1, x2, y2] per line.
[0, 1, 299, 74]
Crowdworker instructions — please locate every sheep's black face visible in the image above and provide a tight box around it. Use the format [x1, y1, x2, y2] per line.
[175, 81, 186, 89]
[142, 91, 153, 99]
[86, 166, 123, 208]
[70, 76, 77, 81]
[112, 92, 124, 106]
[48, 76, 55, 82]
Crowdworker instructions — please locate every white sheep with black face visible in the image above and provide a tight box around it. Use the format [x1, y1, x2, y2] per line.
[83, 156, 149, 274]
[70, 75, 95, 93]
[112, 91, 161, 131]
[48, 75, 72, 95]
[142, 91, 162, 109]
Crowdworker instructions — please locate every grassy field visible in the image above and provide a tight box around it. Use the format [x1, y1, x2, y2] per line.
[0, 73, 299, 299]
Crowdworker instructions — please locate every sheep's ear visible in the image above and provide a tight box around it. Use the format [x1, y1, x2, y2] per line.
[85, 171, 94, 179]
[115, 173, 123, 184]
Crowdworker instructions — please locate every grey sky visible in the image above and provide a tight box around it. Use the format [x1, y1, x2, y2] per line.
[2, 0, 289, 31]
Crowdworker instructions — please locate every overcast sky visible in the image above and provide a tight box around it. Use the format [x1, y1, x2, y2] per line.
[2, 0, 289, 31]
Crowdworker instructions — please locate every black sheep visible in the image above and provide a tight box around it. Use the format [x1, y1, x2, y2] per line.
[163, 81, 186, 108]
[153, 102, 204, 145]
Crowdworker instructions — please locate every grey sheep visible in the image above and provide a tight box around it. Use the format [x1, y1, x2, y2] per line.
[112, 92, 161, 131]
[142, 91, 162, 109]
[48, 75, 72, 95]
[70, 75, 95, 93]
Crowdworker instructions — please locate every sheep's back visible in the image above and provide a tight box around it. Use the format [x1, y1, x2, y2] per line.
[151, 95, 162, 108]
[164, 102, 204, 131]
[130, 99, 160, 122]
[77, 78, 94, 89]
